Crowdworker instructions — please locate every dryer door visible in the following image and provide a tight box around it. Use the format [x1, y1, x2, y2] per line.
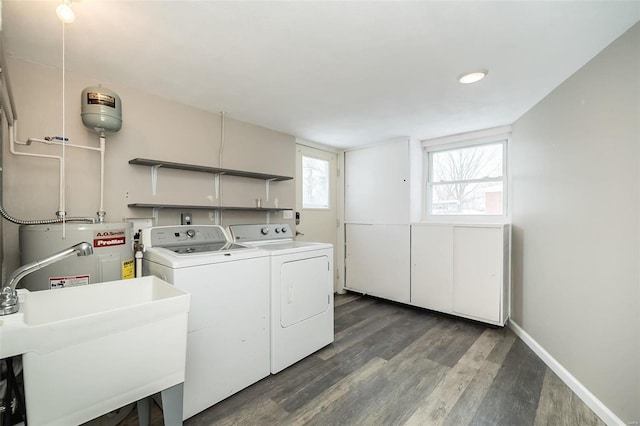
[280, 255, 331, 327]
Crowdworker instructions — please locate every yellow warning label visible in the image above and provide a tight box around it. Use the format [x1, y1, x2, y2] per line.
[122, 258, 135, 279]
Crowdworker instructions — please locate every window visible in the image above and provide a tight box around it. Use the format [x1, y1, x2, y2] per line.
[426, 140, 506, 216]
[302, 155, 330, 209]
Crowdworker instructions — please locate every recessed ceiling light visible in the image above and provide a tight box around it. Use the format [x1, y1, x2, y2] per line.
[458, 70, 488, 84]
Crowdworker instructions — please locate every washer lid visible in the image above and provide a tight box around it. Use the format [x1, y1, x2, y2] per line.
[162, 241, 251, 255]
[143, 245, 266, 268]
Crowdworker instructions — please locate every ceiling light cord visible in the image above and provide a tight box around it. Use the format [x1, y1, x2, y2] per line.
[61, 20, 67, 236]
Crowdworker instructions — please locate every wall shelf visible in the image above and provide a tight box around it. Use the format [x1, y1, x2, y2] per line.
[128, 203, 291, 212]
[128, 158, 293, 224]
[129, 158, 293, 181]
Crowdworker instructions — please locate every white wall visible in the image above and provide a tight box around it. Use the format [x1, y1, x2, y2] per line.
[511, 22, 640, 422]
[2, 57, 295, 278]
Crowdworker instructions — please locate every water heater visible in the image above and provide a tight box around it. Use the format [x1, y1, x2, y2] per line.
[19, 222, 134, 291]
[81, 86, 122, 135]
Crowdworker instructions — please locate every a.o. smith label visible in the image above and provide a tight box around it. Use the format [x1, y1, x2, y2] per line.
[87, 92, 116, 108]
[93, 229, 126, 248]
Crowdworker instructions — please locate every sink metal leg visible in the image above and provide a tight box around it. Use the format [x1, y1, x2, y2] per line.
[160, 383, 184, 426]
[136, 396, 152, 426]
[2, 357, 26, 426]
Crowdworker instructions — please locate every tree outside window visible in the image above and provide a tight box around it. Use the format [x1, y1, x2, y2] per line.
[302, 156, 330, 209]
[428, 142, 505, 215]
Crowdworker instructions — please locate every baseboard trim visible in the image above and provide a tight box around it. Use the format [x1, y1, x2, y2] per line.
[508, 319, 625, 426]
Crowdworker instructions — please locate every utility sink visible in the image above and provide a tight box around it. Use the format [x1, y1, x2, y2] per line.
[0, 276, 190, 426]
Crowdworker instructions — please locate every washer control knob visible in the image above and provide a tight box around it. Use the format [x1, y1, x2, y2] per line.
[275, 228, 281, 233]
[281, 227, 288, 234]
[260, 226, 269, 235]
[186, 229, 196, 238]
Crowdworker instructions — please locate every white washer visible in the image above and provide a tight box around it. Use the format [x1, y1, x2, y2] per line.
[142, 225, 270, 420]
[229, 223, 334, 374]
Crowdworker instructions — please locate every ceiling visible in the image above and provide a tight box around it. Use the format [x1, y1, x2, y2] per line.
[2, 1, 639, 149]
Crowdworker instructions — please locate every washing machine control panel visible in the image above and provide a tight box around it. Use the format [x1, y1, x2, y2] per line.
[144, 225, 230, 248]
[229, 223, 293, 243]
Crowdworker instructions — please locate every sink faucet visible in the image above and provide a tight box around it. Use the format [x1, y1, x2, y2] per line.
[0, 242, 94, 316]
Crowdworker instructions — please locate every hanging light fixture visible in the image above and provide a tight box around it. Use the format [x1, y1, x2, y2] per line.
[56, 0, 75, 23]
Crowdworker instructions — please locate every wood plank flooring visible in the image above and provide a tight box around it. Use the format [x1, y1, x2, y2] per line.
[119, 293, 604, 426]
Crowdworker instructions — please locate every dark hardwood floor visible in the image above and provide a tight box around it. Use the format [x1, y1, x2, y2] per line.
[119, 293, 604, 426]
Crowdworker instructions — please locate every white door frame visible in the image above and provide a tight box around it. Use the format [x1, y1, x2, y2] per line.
[295, 138, 345, 294]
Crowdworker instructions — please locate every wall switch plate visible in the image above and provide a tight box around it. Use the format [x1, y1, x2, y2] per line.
[283, 210, 294, 219]
[181, 212, 192, 225]
[124, 217, 154, 230]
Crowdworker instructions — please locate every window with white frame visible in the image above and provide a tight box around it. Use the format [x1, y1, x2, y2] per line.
[302, 155, 330, 209]
[425, 139, 506, 216]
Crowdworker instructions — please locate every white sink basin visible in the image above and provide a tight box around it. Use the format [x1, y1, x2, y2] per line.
[0, 276, 190, 426]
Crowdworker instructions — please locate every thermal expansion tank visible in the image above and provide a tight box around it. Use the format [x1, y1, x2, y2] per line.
[80, 86, 122, 135]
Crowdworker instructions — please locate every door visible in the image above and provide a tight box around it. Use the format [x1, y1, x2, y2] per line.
[411, 224, 454, 312]
[344, 139, 410, 224]
[452, 226, 503, 322]
[345, 223, 411, 303]
[295, 144, 338, 288]
[280, 255, 331, 327]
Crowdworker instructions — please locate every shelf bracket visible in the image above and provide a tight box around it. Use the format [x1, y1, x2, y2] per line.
[265, 180, 269, 202]
[150, 165, 162, 196]
[214, 173, 220, 200]
[265, 178, 276, 202]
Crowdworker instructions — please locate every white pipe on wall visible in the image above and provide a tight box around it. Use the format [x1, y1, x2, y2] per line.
[10, 120, 65, 215]
[20, 131, 108, 221]
[98, 135, 106, 221]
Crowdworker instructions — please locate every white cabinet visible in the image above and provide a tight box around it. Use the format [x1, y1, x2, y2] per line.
[345, 224, 410, 303]
[410, 224, 509, 326]
[411, 225, 453, 312]
[342, 138, 509, 325]
[343, 139, 412, 303]
[453, 226, 505, 323]
[344, 139, 409, 224]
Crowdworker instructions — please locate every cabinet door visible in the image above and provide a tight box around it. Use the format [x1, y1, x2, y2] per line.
[344, 139, 409, 224]
[453, 226, 502, 322]
[345, 224, 410, 303]
[411, 225, 453, 312]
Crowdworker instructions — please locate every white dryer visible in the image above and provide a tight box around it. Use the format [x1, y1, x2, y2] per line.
[142, 225, 270, 420]
[229, 223, 334, 374]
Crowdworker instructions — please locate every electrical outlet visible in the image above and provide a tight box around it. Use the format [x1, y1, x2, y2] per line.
[181, 212, 192, 225]
[283, 210, 293, 219]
